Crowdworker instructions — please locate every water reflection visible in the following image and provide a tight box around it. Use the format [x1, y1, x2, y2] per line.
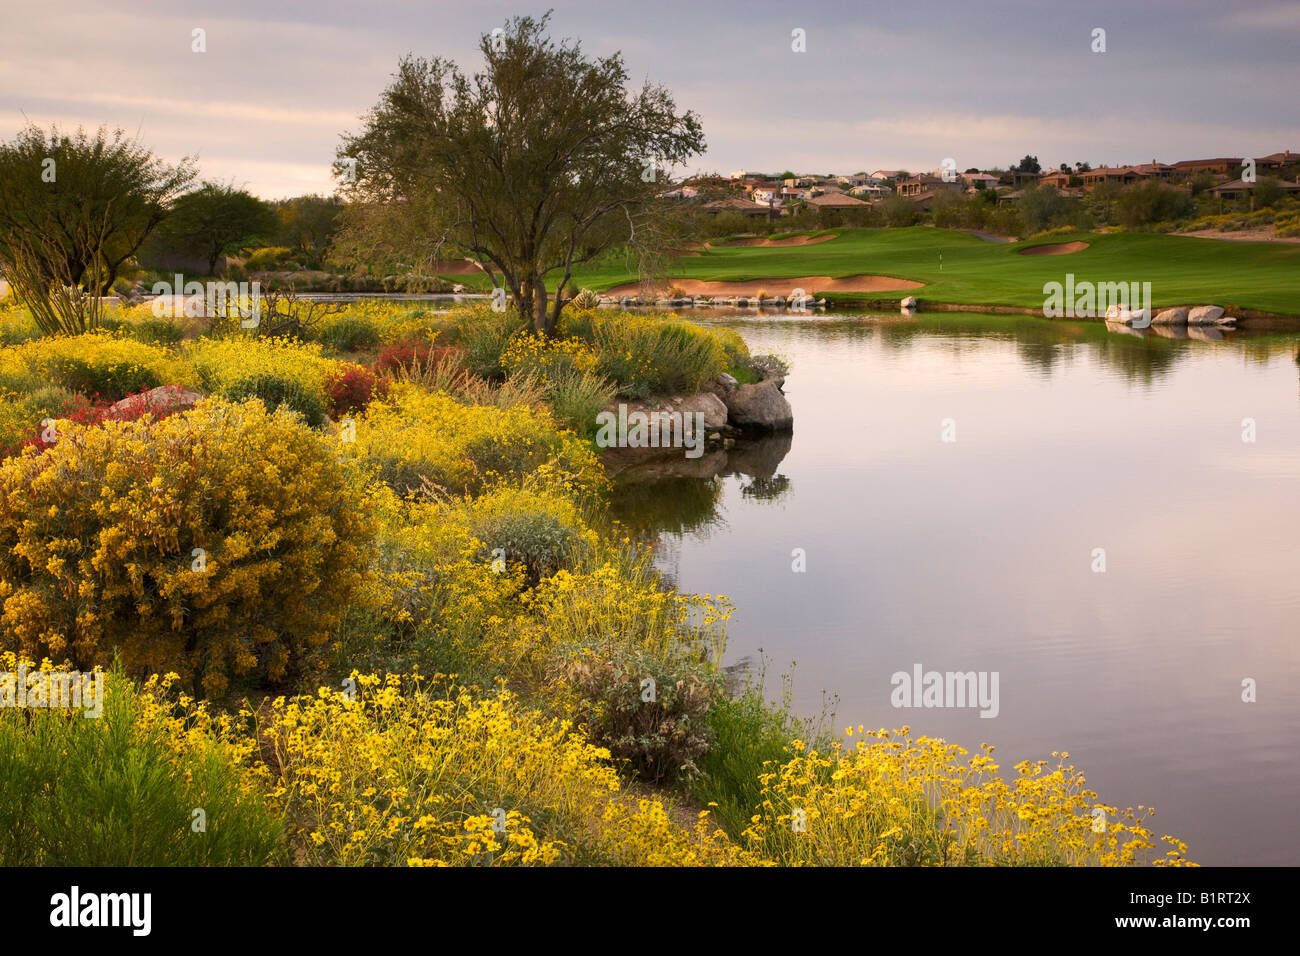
[608, 311, 1300, 866]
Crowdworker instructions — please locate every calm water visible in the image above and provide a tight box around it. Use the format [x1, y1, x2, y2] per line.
[610, 312, 1300, 866]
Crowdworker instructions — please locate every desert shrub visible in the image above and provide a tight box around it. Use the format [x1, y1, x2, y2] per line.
[319, 312, 382, 352]
[0, 333, 196, 401]
[690, 673, 829, 838]
[354, 382, 600, 497]
[545, 365, 618, 438]
[0, 398, 376, 696]
[740, 728, 1193, 866]
[0, 661, 282, 865]
[185, 336, 337, 425]
[464, 483, 594, 584]
[255, 675, 753, 866]
[0, 386, 80, 455]
[557, 311, 727, 398]
[457, 307, 527, 378]
[0, 306, 40, 346]
[500, 333, 599, 381]
[22, 385, 195, 453]
[243, 246, 294, 271]
[223, 371, 327, 426]
[324, 362, 388, 418]
[121, 313, 186, 346]
[558, 644, 722, 785]
[374, 338, 445, 376]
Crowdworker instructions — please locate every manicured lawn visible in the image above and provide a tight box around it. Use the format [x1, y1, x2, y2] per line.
[546, 228, 1300, 317]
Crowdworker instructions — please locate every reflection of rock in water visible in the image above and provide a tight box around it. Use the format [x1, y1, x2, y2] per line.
[1149, 325, 1190, 340]
[607, 432, 794, 538]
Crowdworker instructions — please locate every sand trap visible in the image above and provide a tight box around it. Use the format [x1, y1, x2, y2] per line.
[1018, 241, 1090, 256]
[605, 275, 923, 296]
[706, 233, 839, 248]
[428, 259, 486, 274]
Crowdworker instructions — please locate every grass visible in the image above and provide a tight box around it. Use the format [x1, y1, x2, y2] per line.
[563, 227, 1300, 317]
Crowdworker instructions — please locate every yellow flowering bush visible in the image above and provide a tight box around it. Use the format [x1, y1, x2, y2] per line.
[184, 336, 341, 424]
[501, 333, 599, 381]
[258, 674, 755, 866]
[0, 332, 197, 401]
[0, 398, 376, 696]
[740, 727, 1194, 867]
[353, 382, 602, 497]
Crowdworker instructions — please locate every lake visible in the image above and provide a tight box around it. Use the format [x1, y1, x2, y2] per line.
[609, 310, 1300, 866]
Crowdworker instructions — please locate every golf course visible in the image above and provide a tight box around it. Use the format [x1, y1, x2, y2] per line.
[541, 227, 1300, 318]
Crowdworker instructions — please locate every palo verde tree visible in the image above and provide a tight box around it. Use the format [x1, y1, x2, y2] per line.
[0, 125, 194, 334]
[145, 181, 276, 275]
[336, 13, 705, 335]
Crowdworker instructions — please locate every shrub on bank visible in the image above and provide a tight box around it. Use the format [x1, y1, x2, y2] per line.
[257, 676, 754, 866]
[0, 661, 282, 865]
[354, 382, 600, 497]
[0, 398, 375, 696]
[558, 310, 727, 397]
[740, 728, 1194, 867]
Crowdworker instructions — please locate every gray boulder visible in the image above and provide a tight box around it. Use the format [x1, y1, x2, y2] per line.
[1187, 305, 1225, 325]
[723, 379, 793, 431]
[1152, 307, 1188, 325]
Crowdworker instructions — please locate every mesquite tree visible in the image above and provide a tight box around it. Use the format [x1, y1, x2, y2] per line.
[336, 13, 704, 335]
[0, 125, 194, 334]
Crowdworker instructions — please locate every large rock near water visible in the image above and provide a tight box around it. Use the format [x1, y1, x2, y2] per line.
[1187, 305, 1226, 325]
[723, 379, 793, 431]
[1151, 307, 1188, 325]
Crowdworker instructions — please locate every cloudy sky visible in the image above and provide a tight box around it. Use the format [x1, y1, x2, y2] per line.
[2, 0, 1296, 198]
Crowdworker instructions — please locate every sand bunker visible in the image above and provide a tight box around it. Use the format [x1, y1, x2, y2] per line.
[706, 233, 839, 248]
[605, 275, 923, 296]
[1017, 241, 1090, 256]
[428, 259, 486, 274]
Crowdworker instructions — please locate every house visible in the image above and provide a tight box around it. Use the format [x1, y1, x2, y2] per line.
[1172, 157, 1243, 178]
[1131, 162, 1176, 181]
[1209, 178, 1300, 200]
[870, 170, 905, 182]
[751, 184, 785, 204]
[1256, 150, 1297, 171]
[1011, 168, 1042, 186]
[659, 185, 699, 199]
[1039, 171, 1073, 190]
[961, 172, 1000, 191]
[850, 182, 889, 198]
[896, 173, 960, 197]
[1081, 165, 1152, 189]
[803, 193, 868, 209]
[703, 198, 773, 219]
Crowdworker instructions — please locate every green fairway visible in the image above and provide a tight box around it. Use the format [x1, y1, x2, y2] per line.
[554, 228, 1300, 317]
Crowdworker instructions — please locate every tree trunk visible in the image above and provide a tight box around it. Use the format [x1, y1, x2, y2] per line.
[533, 275, 550, 336]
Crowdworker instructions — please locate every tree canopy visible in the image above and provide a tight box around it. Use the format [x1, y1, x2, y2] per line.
[0, 124, 194, 333]
[336, 13, 705, 334]
[146, 181, 277, 275]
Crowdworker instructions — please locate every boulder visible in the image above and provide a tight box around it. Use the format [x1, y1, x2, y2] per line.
[1187, 305, 1225, 325]
[900, 296, 917, 309]
[716, 372, 738, 390]
[110, 385, 204, 417]
[1152, 307, 1188, 325]
[606, 392, 729, 432]
[723, 379, 793, 431]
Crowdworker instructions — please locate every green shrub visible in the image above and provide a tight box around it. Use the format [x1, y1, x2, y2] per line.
[224, 371, 327, 426]
[545, 365, 617, 438]
[0, 665, 282, 865]
[457, 308, 526, 378]
[320, 312, 382, 352]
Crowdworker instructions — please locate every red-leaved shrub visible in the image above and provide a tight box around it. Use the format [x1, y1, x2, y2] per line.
[324, 364, 388, 418]
[373, 340, 466, 378]
[23, 386, 193, 452]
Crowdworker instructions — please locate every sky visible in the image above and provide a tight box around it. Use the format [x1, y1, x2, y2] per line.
[1, 0, 1296, 198]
